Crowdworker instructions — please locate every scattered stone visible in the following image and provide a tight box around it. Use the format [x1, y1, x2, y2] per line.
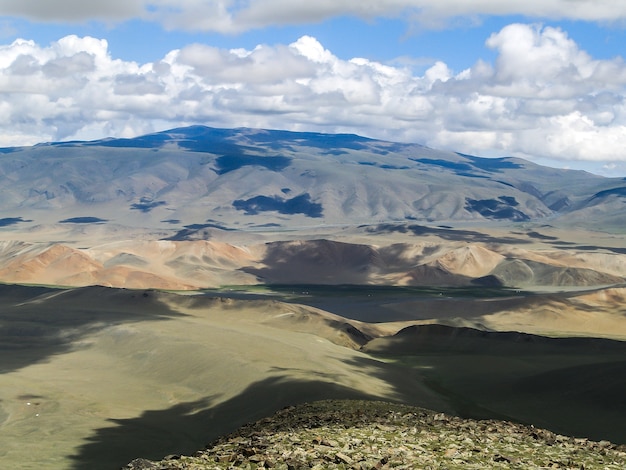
[122, 400, 626, 470]
[335, 452, 353, 465]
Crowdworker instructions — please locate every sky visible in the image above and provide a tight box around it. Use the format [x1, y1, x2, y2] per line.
[0, 1, 625, 176]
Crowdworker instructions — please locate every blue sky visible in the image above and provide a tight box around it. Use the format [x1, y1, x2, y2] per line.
[0, 1, 625, 176]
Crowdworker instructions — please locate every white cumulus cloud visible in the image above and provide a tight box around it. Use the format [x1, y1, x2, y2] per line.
[0, 23, 625, 168]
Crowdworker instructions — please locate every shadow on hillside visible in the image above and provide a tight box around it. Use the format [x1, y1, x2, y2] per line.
[69, 343, 458, 470]
[68, 337, 626, 469]
[243, 240, 377, 284]
[0, 285, 184, 373]
[363, 328, 626, 445]
[68, 376, 386, 470]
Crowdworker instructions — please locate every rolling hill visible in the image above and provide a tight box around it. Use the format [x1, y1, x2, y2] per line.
[1, 284, 626, 469]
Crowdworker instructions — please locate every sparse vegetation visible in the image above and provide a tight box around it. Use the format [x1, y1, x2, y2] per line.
[124, 400, 626, 469]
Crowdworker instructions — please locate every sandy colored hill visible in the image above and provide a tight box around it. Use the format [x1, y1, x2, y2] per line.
[477, 286, 626, 339]
[0, 226, 624, 290]
[0, 239, 260, 289]
[428, 244, 505, 278]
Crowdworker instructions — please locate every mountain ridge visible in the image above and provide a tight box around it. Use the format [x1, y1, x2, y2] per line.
[1, 125, 624, 233]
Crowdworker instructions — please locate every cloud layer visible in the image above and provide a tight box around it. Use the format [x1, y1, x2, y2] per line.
[0, 23, 625, 166]
[2, 1, 626, 32]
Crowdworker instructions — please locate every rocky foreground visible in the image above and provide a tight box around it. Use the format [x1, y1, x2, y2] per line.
[124, 400, 626, 469]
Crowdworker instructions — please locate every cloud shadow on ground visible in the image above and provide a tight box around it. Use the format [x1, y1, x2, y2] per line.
[0, 285, 184, 373]
[68, 376, 385, 470]
[69, 334, 455, 469]
[242, 240, 377, 284]
[67, 316, 626, 469]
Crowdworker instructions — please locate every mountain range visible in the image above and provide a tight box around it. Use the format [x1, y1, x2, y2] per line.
[1, 125, 625, 291]
[1, 125, 625, 234]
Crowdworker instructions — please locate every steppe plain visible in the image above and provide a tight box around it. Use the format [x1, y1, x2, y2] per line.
[1, 126, 625, 469]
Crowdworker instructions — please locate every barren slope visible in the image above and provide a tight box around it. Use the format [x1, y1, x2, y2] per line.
[0, 232, 623, 290]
